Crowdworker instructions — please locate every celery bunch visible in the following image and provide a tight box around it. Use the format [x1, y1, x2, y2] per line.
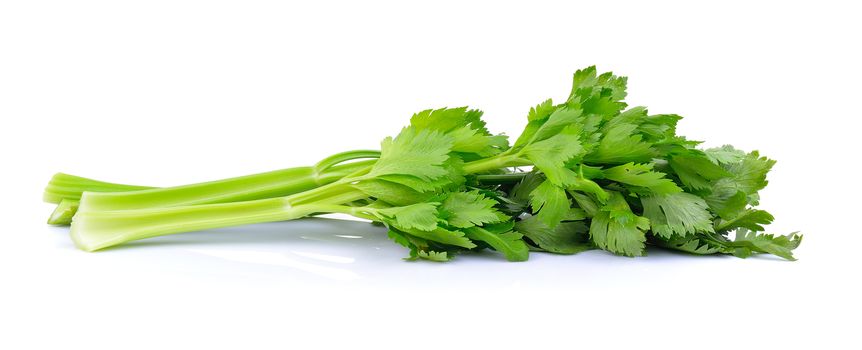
[45, 67, 801, 261]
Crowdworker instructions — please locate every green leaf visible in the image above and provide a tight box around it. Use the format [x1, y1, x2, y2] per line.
[410, 107, 471, 133]
[641, 193, 714, 238]
[464, 226, 529, 262]
[705, 189, 749, 220]
[602, 106, 648, 129]
[463, 109, 492, 135]
[527, 98, 555, 122]
[733, 230, 802, 261]
[515, 214, 593, 254]
[375, 157, 465, 193]
[376, 203, 440, 231]
[522, 127, 585, 186]
[566, 174, 609, 203]
[568, 66, 628, 116]
[601, 191, 639, 223]
[589, 192, 649, 256]
[513, 119, 543, 149]
[448, 125, 508, 157]
[439, 190, 506, 228]
[585, 123, 656, 164]
[705, 151, 776, 218]
[417, 250, 451, 262]
[369, 126, 453, 184]
[589, 211, 648, 257]
[638, 114, 682, 142]
[704, 145, 746, 165]
[387, 228, 420, 259]
[353, 179, 433, 206]
[373, 174, 442, 193]
[529, 180, 571, 228]
[570, 191, 600, 217]
[715, 208, 774, 232]
[409, 107, 508, 158]
[564, 207, 588, 221]
[509, 171, 544, 203]
[570, 65, 602, 100]
[401, 226, 477, 249]
[655, 230, 802, 260]
[599, 106, 681, 144]
[503, 171, 544, 214]
[603, 162, 681, 195]
[651, 235, 722, 255]
[723, 151, 775, 199]
[719, 151, 774, 195]
[529, 107, 584, 144]
[668, 153, 732, 191]
[514, 106, 584, 149]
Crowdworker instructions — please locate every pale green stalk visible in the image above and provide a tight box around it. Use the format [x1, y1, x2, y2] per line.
[45, 150, 380, 224]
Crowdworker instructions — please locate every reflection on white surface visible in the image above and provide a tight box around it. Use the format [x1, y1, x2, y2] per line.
[292, 251, 355, 264]
[190, 248, 360, 281]
[58, 217, 786, 290]
[334, 234, 363, 239]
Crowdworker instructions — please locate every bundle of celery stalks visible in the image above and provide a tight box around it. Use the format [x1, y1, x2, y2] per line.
[44, 66, 801, 262]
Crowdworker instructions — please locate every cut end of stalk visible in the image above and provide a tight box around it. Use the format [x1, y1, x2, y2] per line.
[70, 217, 98, 252]
[69, 231, 100, 253]
[69, 202, 136, 252]
[47, 199, 79, 226]
[69, 216, 114, 252]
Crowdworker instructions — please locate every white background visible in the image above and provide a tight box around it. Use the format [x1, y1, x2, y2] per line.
[1, 1, 859, 349]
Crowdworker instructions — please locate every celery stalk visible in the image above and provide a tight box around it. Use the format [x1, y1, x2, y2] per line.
[75, 161, 370, 212]
[43, 173, 153, 204]
[45, 150, 380, 224]
[71, 190, 373, 251]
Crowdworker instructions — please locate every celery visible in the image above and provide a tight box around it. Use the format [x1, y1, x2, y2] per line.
[46, 150, 379, 224]
[56, 67, 802, 261]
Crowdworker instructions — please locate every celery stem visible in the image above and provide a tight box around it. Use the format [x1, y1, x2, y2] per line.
[71, 192, 374, 252]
